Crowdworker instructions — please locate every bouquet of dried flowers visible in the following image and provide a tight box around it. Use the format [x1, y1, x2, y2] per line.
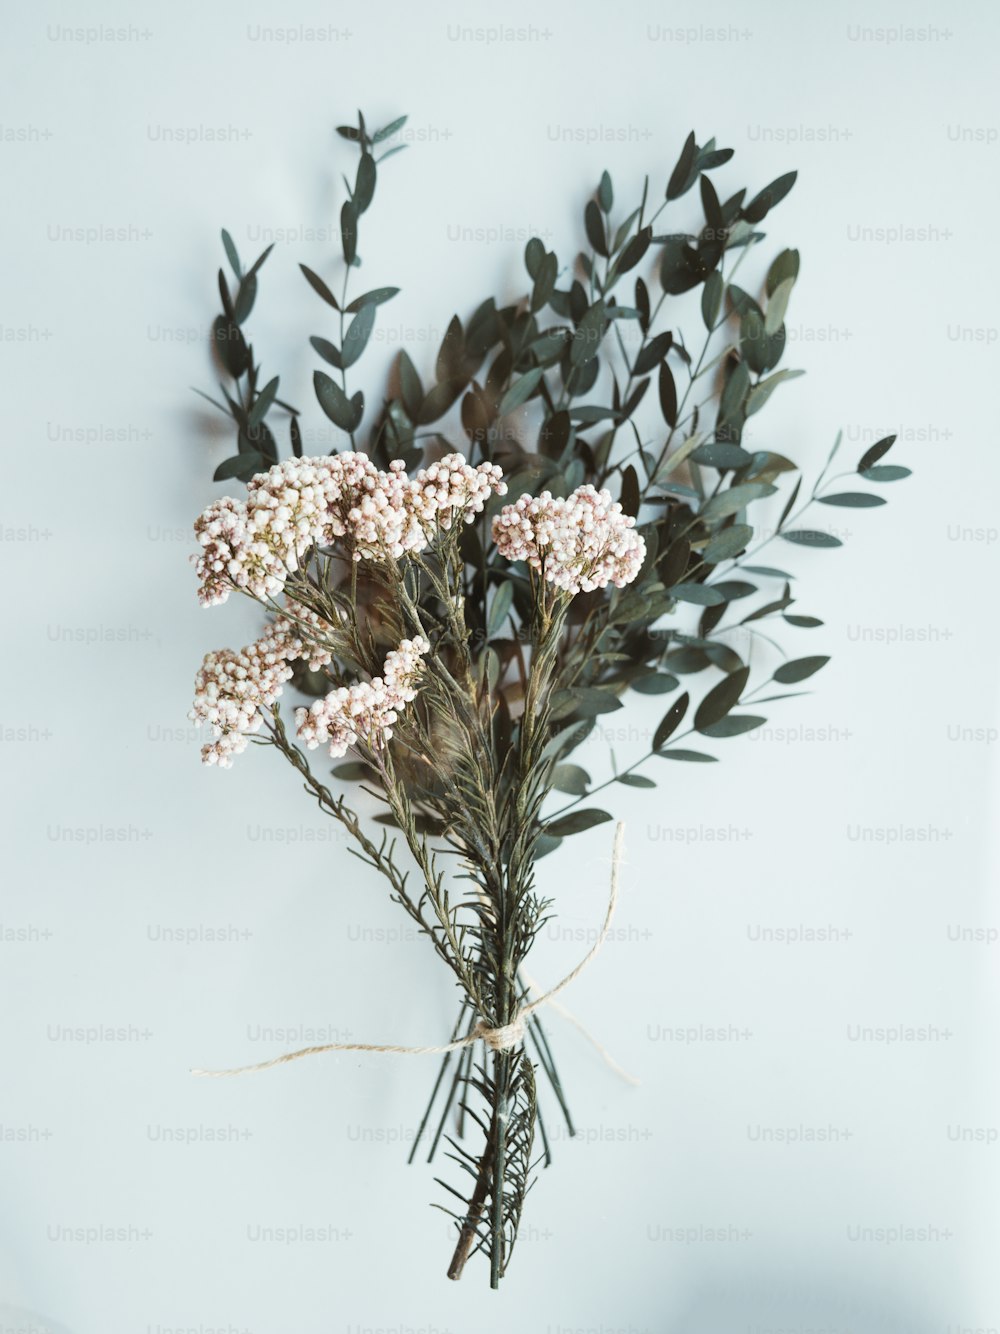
[186, 112, 910, 1286]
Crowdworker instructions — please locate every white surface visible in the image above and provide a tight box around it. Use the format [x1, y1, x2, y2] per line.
[2, 1, 998, 1330]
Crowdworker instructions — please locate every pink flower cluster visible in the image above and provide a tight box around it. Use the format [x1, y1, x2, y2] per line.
[492, 484, 646, 594]
[194, 453, 506, 605]
[295, 637, 430, 758]
[189, 612, 336, 767]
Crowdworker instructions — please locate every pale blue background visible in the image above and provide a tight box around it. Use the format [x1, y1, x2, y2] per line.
[2, 1, 998, 1331]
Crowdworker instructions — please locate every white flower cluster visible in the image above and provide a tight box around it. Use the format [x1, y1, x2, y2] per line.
[492, 484, 646, 594]
[189, 609, 337, 767]
[295, 637, 430, 758]
[194, 452, 506, 605]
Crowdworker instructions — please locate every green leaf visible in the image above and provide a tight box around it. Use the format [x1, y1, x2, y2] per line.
[342, 302, 376, 368]
[817, 492, 886, 508]
[498, 367, 544, 416]
[653, 691, 688, 749]
[695, 666, 750, 731]
[743, 170, 797, 224]
[617, 773, 656, 788]
[783, 614, 823, 628]
[691, 444, 752, 469]
[701, 482, 776, 520]
[773, 655, 830, 684]
[571, 301, 606, 367]
[670, 582, 726, 606]
[861, 464, 911, 482]
[743, 565, 794, 579]
[310, 335, 343, 370]
[398, 350, 423, 419]
[617, 227, 652, 275]
[598, 170, 613, 212]
[704, 524, 753, 563]
[345, 287, 399, 313]
[221, 228, 241, 278]
[247, 376, 279, 430]
[233, 274, 257, 324]
[746, 368, 805, 417]
[700, 713, 766, 737]
[632, 672, 680, 695]
[341, 201, 358, 265]
[666, 131, 697, 200]
[299, 264, 340, 310]
[764, 277, 795, 336]
[701, 269, 723, 329]
[585, 200, 608, 257]
[551, 686, 623, 718]
[214, 451, 265, 482]
[314, 371, 363, 431]
[486, 580, 514, 637]
[766, 248, 800, 296]
[658, 361, 678, 427]
[545, 809, 613, 838]
[353, 152, 376, 214]
[634, 331, 673, 376]
[781, 530, 843, 548]
[656, 749, 717, 763]
[373, 114, 408, 143]
[524, 237, 545, 280]
[857, 434, 897, 472]
[552, 763, 591, 796]
[333, 761, 371, 781]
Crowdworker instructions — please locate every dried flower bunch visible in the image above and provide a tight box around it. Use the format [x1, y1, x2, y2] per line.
[186, 111, 910, 1286]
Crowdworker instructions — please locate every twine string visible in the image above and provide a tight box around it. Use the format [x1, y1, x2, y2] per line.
[192, 821, 629, 1080]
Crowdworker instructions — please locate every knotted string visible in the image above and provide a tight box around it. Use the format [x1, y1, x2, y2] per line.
[192, 822, 632, 1080]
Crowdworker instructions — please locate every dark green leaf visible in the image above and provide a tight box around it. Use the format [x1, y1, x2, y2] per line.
[743, 171, 797, 224]
[214, 451, 265, 482]
[617, 773, 656, 788]
[695, 666, 750, 731]
[552, 763, 590, 796]
[353, 152, 376, 214]
[773, 655, 830, 684]
[310, 335, 342, 369]
[671, 582, 726, 606]
[667, 131, 697, 200]
[861, 464, 911, 482]
[341, 201, 358, 265]
[333, 761, 371, 781]
[656, 748, 717, 763]
[398, 351, 423, 419]
[571, 301, 606, 367]
[598, 170, 613, 213]
[658, 361, 678, 427]
[691, 443, 752, 469]
[585, 200, 608, 257]
[781, 530, 843, 548]
[342, 302, 376, 368]
[299, 264, 340, 310]
[700, 713, 765, 737]
[247, 376, 279, 430]
[221, 228, 241, 278]
[653, 691, 688, 749]
[498, 367, 544, 416]
[817, 492, 886, 508]
[346, 287, 399, 313]
[632, 673, 680, 696]
[857, 434, 896, 473]
[545, 809, 613, 838]
[314, 371, 363, 431]
[783, 613, 822, 627]
[704, 524, 753, 563]
[701, 481, 776, 520]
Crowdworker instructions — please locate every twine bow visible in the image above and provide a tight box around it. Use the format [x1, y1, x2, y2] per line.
[192, 822, 634, 1082]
